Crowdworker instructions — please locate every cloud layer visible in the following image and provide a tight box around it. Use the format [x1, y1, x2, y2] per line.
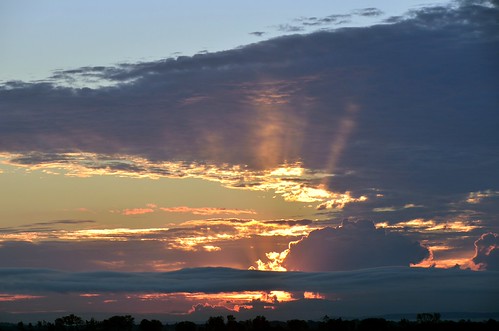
[0, 266, 497, 319]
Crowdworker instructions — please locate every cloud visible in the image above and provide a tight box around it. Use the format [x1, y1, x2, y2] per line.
[114, 205, 258, 217]
[275, 24, 305, 32]
[113, 204, 257, 217]
[352, 8, 384, 17]
[466, 190, 499, 204]
[282, 220, 429, 271]
[291, 7, 383, 30]
[0, 266, 497, 319]
[297, 14, 352, 27]
[120, 208, 155, 216]
[159, 207, 256, 216]
[0, 2, 498, 226]
[0, 220, 96, 234]
[0, 219, 314, 271]
[473, 232, 499, 270]
[249, 31, 265, 37]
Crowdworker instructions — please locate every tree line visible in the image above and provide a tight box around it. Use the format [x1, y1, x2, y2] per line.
[1, 313, 497, 331]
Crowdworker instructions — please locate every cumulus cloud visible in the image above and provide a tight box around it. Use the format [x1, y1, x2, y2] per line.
[473, 232, 499, 270]
[282, 220, 429, 271]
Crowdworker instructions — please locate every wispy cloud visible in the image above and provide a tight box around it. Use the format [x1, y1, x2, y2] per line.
[120, 208, 155, 216]
[249, 31, 266, 37]
[160, 207, 256, 216]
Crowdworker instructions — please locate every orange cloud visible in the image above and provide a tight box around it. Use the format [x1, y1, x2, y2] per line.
[0, 294, 44, 302]
[466, 190, 499, 204]
[160, 206, 256, 216]
[121, 208, 155, 216]
[133, 290, 305, 313]
[0, 152, 368, 210]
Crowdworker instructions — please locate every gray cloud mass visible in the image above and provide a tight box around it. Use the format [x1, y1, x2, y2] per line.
[0, 266, 497, 318]
[473, 233, 499, 270]
[283, 220, 429, 271]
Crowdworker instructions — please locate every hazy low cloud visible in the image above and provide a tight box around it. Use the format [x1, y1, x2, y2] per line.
[0, 266, 497, 318]
[0, 265, 495, 295]
[283, 220, 429, 271]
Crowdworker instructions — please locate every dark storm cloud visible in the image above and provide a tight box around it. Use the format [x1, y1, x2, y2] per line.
[1, 1, 498, 224]
[283, 220, 429, 271]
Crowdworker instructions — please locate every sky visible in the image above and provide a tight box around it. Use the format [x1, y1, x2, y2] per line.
[0, 0, 499, 323]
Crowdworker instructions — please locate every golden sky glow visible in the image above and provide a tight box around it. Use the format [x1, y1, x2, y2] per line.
[0, 152, 367, 212]
[129, 290, 321, 314]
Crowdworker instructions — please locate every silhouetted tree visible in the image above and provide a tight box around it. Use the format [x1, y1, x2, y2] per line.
[139, 319, 163, 331]
[206, 316, 225, 331]
[84, 319, 99, 331]
[287, 320, 308, 331]
[358, 318, 390, 331]
[175, 321, 197, 331]
[102, 315, 134, 331]
[416, 313, 441, 324]
[54, 315, 84, 331]
[226, 315, 239, 331]
[251, 316, 270, 331]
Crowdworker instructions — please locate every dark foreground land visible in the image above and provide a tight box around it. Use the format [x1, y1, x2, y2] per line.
[1, 313, 498, 331]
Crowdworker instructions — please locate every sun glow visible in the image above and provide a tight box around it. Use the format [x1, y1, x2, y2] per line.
[253, 250, 290, 271]
[131, 289, 324, 313]
[0, 152, 367, 210]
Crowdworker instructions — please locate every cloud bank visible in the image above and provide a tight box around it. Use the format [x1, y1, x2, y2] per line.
[0, 266, 497, 319]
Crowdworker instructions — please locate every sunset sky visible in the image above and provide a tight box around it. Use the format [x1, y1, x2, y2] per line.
[1, 0, 498, 323]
